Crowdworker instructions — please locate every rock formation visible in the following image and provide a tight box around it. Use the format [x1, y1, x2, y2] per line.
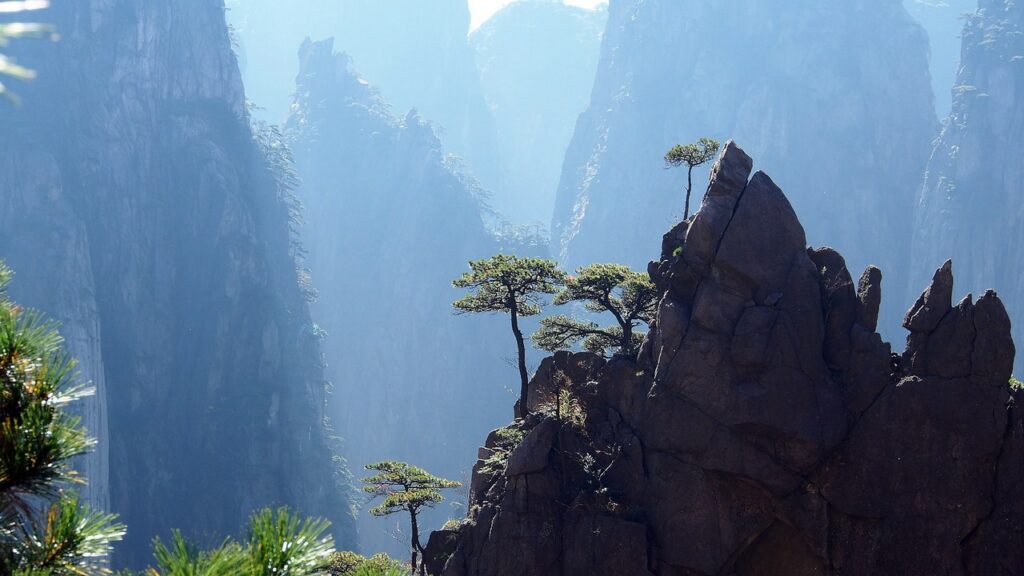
[470, 0, 606, 224]
[0, 0, 354, 567]
[429, 142, 1020, 575]
[286, 39, 530, 555]
[553, 0, 937, 339]
[227, 0, 504, 196]
[911, 0, 1024, 375]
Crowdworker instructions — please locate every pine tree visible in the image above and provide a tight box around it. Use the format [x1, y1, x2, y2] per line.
[0, 262, 125, 574]
[664, 137, 721, 220]
[453, 255, 564, 418]
[533, 263, 658, 358]
[362, 461, 460, 576]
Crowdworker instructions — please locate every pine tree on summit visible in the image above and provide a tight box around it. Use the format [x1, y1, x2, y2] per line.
[453, 254, 564, 419]
[665, 137, 721, 220]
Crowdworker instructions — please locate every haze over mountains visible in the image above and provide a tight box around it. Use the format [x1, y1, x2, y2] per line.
[0, 0, 355, 566]
[0, 0, 1021, 570]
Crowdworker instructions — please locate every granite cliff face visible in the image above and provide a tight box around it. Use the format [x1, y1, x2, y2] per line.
[228, 0, 504, 196]
[470, 1, 606, 224]
[429, 143, 1021, 576]
[553, 0, 937, 337]
[286, 39, 525, 554]
[911, 0, 1024, 375]
[0, 0, 353, 566]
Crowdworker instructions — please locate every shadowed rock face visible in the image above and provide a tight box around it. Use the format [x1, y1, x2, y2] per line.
[0, 0, 354, 567]
[430, 142, 1019, 576]
[910, 0, 1024, 376]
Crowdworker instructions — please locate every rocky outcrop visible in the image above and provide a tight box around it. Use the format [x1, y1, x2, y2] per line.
[431, 142, 1020, 575]
[553, 0, 937, 339]
[0, 0, 354, 567]
[470, 1, 606, 224]
[286, 39, 522, 556]
[910, 0, 1024, 375]
[227, 0, 504, 197]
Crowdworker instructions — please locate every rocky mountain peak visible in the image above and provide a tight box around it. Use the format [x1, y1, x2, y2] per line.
[427, 142, 1021, 576]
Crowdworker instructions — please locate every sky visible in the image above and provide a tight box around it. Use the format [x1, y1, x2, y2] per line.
[469, 0, 606, 29]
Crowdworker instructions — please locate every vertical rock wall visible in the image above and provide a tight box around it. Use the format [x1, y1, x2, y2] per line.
[0, 0, 354, 567]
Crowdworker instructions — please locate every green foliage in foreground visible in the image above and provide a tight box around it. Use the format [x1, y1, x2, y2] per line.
[533, 263, 658, 359]
[0, 261, 126, 574]
[143, 507, 334, 576]
[1010, 377, 1023, 391]
[0, 0, 56, 103]
[148, 530, 245, 576]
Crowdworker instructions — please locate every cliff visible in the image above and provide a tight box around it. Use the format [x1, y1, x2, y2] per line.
[429, 142, 1021, 576]
[553, 0, 937, 338]
[285, 39, 524, 555]
[470, 1, 606, 224]
[0, 0, 354, 567]
[911, 0, 1024, 375]
[227, 0, 504, 197]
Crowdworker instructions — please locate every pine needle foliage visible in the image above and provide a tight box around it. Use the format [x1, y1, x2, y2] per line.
[453, 255, 565, 418]
[664, 137, 721, 220]
[362, 462, 460, 575]
[0, 262, 125, 574]
[0, 0, 56, 103]
[245, 507, 334, 576]
[143, 508, 334, 576]
[147, 531, 246, 576]
[326, 551, 404, 576]
[533, 263, 657, 358]
[452, 255, 563, 317]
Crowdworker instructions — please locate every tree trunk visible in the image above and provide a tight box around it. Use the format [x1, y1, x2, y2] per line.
[410, 508, 422, 575]
[621, 323, 634, 357]
[685, 165, 694, 220]
[510, 303, 530, 419]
